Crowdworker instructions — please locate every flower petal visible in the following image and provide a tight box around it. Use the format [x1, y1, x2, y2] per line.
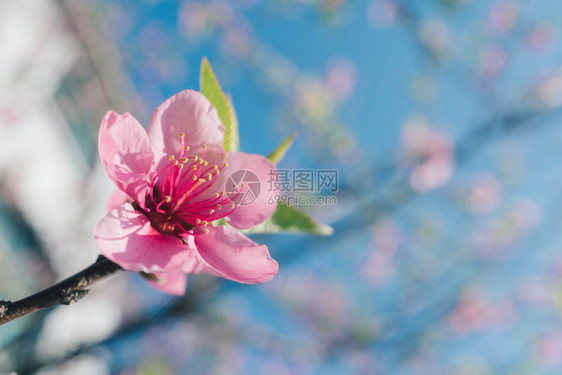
[194, 225, 278, 283]
[94, 203, 193, 273]
[221, 152, 279, 229]
[145, 270, 187, 296]
[98, 111, 154, 207]
[106, 189, 132, 213]
[145, 248, 207, 295]
[146, 90, 225, 168]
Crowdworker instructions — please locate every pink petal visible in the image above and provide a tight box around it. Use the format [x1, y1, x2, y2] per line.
[146, 90, 225, 168]
[146, 249, 207, 295]
[94, 203, 194, 273]
[98, 111, 154, 207]
[221, 152, 279, 229]
[195, 225, 278, 284]
[146, 270, 188, 296]
[106, 189, 132, 213]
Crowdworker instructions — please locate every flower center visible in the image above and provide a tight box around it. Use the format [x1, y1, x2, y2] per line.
[140, 133, 243, 237]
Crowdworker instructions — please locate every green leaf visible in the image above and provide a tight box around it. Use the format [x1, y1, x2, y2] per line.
[243, 202, 333, 235]
[267, 131, 298, 165]
[225, 94, 239, 151]
[200, 57, 239, 151]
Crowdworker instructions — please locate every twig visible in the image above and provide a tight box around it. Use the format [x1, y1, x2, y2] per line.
[0, 255, 122, 326]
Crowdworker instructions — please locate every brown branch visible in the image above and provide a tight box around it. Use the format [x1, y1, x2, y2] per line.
[0, 255, 123, 326]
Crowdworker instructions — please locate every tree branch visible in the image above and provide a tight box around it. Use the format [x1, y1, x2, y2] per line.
[0, 255, 123, 326]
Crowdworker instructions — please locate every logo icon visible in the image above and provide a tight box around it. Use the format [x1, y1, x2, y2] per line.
[225, 170, 261, 206]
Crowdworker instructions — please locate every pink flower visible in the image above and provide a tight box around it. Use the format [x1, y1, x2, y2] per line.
[94, 90, 279, 295]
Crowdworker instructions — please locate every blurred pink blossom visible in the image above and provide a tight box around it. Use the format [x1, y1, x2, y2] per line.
[367, 0, 398, 29]
[488, 1, 519, 34]
[400, 120, 455, 193]
[465, 172, 501, 214]
[478, 45, 508, 78]
[536, 333, 562, 366]
[418, 20, 450, 58]
[448, 287, 516, 334]
[365, 220, 403, 282]
[526, 23, 558, 51]
[326, 58, 358, 102]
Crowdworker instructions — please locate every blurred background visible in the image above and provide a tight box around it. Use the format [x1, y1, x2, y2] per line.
[1, 0, 562, 373]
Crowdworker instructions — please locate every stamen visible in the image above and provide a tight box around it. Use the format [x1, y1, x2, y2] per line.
[165, 196, 172, 203]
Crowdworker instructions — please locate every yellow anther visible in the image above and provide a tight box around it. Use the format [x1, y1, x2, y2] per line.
[217, 204, 222, 209]
[178, 163, 184, 169]
[192, 165, 198, 171]
[179, 132, 185, 137]
[236, 203, 241, 207]
[169, 155, 175, 161]
[199, 158, 204, 165]
[204, 228, 210, 234]
[213, 164, 219, 170]
[196, 219, 201, 224]
[174, 160, 178, 166]
[202, 144, 207, 149]
[185, 146, 190, 151]
[165, 196, 172, 203]
[182, 157, 188, 163]
[206, 173, 212, 181]
[230, 204, 235, 209]
[198, 178, 206, 184]
[214, 193, 220, 198]
[227, 193, 232, 197]
[202, 221, 208, 226]
[204, 161, 208, 166]
[223, 162, 229, 168]
[209, 209, 215, 214]
[241, 183, 246, 188]
[192, 175, 198, 181]
[193, 155, 198, 161]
